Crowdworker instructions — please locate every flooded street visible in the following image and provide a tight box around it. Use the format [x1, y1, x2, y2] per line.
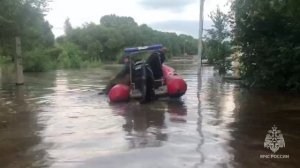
[0, 58, 299, 168]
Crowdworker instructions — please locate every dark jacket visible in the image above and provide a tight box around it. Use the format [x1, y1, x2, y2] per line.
[146, 51, 165, 80]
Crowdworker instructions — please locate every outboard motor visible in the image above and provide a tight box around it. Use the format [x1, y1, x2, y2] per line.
[132, 61, 155, 103]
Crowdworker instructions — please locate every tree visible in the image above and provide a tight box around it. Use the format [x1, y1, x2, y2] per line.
[0, 0, 54, 60]
[205, 7, 231, 74]
[100, 14, 138, 27]
[61, 15, 198, 62]
[231, 0, 300, 91]
[64, 18, 73, 36]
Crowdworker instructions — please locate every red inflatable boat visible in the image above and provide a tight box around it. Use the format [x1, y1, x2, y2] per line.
[108, 44, 187, 102]
[109, 64, 187, 102]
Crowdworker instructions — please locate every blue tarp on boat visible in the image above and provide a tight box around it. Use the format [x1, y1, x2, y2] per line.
[124, 44, 163, 56]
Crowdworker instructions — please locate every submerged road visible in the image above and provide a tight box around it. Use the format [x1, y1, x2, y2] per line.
[0, 58, 299, 168]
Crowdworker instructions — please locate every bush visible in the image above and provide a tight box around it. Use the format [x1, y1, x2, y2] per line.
[205, 8, 232, 74]
[23, 48, 54, 72]
[0, 56, 11, 66]
[57, 42, 83, 69]
[232, 0, 300, 91]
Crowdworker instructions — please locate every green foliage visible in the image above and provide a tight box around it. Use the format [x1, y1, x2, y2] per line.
[0, 0, 54, 71]
[64, 18, 73, 36]
[1, 2, 198, 72]
[0, 56, 11, 66]
[57, 42, 84, 69]
[100, 14, 138, 27]
[205, 7, 232, 74]
[231, 0, 300, 91]
[61, 15, 198, 63]
[23, 47, 54, 72]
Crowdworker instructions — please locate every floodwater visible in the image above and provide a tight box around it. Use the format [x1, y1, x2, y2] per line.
[0, 58, 299, 168]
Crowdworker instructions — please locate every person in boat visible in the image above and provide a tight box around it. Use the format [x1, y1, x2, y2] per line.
[132, 59, 156, 104]
[135, 47, 168, 103]
[103, 47, 167, 103]
[146, 47, 167, 82]
[103, 55, 132, 95]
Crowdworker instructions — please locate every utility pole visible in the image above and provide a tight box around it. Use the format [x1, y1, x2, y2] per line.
[197, 0, 205, 95]
[184, 40, 187, 56]
[196, 2, 206, 163]
[15, 36, 24, 85]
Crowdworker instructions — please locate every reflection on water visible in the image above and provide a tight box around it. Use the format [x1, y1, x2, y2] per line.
[0, 83, 52, 168]
[112, 102, 167, 149]
[0, 59, 299, 168]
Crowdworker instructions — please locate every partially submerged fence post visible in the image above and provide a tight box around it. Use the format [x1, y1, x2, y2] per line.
[15, 36, 24, 85]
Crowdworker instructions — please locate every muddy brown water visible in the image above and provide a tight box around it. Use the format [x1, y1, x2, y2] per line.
[0, 59, 299, 168]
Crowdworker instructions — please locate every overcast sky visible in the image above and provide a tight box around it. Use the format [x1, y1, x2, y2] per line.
[45, 0, 230, 38]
